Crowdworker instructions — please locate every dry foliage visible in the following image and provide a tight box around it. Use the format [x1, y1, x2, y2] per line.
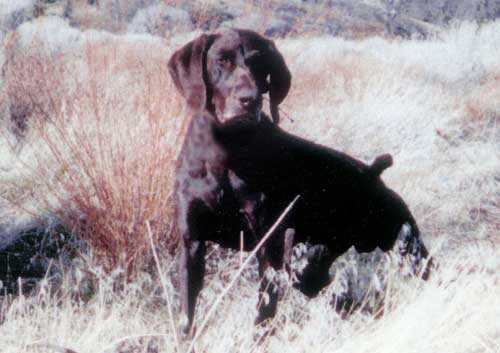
[0, 19, 499, 353]
[2, 34, 185, 275]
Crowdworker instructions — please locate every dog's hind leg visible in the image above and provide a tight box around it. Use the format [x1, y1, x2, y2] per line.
[393, 223, 433, 280]
[293, 245, 337, 298]
[293, 244, 335, 298]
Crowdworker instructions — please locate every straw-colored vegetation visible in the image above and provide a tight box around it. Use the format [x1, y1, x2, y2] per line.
[0, 14, 498, 353]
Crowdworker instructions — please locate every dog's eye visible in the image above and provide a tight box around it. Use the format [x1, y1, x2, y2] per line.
[218, 54, 234, 66]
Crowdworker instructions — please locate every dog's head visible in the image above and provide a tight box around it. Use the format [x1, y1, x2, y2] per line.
[168, 28, 291, 124]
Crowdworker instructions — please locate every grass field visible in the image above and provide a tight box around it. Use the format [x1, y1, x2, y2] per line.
[0, 17, 499, 353]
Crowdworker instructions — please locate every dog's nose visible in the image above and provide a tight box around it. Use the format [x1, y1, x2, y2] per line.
[239, 96, 257, 110]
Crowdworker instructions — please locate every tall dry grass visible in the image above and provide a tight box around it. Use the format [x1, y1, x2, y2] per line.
[1, 31, 186, 274]
[0, 20, 499, 353]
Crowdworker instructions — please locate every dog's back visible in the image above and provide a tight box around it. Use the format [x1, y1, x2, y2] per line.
[212, 116, 415, 254]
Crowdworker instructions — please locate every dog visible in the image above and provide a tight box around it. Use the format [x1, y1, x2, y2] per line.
[212, 115, 432, 316]
[169, 28, 432, 333]
[168, 28, 291, 334]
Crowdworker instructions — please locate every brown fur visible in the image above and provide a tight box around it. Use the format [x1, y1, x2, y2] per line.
[168, 28, 291, 334]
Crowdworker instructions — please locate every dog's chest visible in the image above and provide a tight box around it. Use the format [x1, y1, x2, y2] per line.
[176, 116, 227, 204]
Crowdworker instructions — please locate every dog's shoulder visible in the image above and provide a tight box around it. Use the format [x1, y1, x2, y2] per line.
[176, 112, 227, 180]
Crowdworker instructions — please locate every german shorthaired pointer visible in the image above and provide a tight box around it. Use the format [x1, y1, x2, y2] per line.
[168, 28, 291, 334]
[169, 28, 431, 335]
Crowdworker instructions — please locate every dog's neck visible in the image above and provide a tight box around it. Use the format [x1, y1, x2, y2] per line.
[178, 112, 225, 167]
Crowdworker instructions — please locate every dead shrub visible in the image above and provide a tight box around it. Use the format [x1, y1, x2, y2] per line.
[4, 38, 185, 278]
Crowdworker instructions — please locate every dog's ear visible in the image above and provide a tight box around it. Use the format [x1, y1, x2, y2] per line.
[168, 34, 215, 112]
[265, 40, 291, 124]
[238, 30, 291, 124]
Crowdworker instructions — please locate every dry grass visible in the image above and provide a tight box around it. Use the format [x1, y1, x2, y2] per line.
[1, 28, 185, 274]
[0, 19, 499, 353]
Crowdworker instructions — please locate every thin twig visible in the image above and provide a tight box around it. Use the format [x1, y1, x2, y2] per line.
[146, 220, 181, 351]
[240, 230, 244, 268]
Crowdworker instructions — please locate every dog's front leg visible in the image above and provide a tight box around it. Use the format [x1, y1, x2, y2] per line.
[178, 199, 210, 337]
[179, 237, 206, 337]
[255, 227, 295, 326]
[255, 246, 279, 325]
[232, 190, 281, 325]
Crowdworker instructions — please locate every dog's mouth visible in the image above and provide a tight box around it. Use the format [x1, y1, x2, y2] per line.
[236, 98, 262, 118]
[227, 111, 263, 123]
[222, 98, 263, 122]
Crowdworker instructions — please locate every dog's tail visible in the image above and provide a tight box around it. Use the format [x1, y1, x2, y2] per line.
[370, 153, 393, 176]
